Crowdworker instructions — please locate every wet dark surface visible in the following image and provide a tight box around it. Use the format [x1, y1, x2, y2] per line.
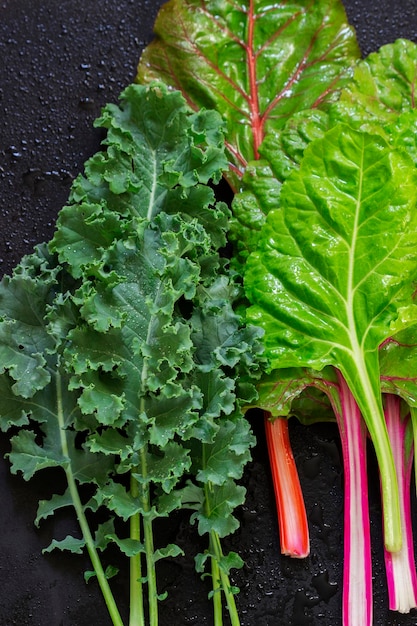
[1, 1, 417, 624]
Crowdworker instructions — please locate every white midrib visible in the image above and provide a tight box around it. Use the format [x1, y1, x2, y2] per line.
[146, 151, 158, 222]
[345, 137, 363, 360]
[142, 149, 159, 394]
[343, 141, 400, 551]
[344, 143, 380, 415]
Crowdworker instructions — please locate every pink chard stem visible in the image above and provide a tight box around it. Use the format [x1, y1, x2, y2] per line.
[335, 371, 372, 626]
[265, 413, 310, 558]
[383, 394, 417, 613]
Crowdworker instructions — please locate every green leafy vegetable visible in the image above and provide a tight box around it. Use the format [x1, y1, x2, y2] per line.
[136, 3, 417, 622]
[137, 0, 360, 189]
[244, 122, 417, 551]
[230, 37, 417, 269]
[229, 109, 330, 269]
[0, 82, 262, 626]
[332, 39, 417, 130]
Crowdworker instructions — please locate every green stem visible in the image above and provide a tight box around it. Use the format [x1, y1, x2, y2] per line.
[66, 468, 124, 626]
[129, 475, 145, 626]
[56, 372, 124, 626]
[140, 447, 159, 626]
[202, 438, 240, 626]
[210, 541, 223, 626]
[201, 436, 240, 626]
[210, 530, 240, 626]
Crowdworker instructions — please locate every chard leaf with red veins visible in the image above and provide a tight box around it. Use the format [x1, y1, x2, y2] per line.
[231, 39, 417, 267]
[231, 38, 417, 267]
[244, 123, 417, 552]
[251, 366, 334, 421]
[380, 327, 417, 407]
[230, 109, 329, 268]
[137, 0, 360, 189]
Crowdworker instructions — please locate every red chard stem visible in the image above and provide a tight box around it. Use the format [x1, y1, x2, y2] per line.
[264, 413, 309, 558]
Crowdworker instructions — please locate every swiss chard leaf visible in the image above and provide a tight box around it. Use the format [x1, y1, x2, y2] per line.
[380, 329, 417, 407]
[137, 0, 360, 188]
[245, 123, 417, 550]
[252, 366, 336, 423]
[231, 39, 417, 270]
[230, 109, 330, 269]
[332, 39, 417, 130]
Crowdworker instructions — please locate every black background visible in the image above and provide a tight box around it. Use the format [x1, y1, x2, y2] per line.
[1, 1, 417, 624]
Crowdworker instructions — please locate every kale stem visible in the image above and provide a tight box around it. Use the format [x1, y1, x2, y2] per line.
[210, 530, 240, 626]
[140, 447, 159, 626]
[56, 372, 125, 626]
[210, 539, 223, 626]
[202, 438, 240, 626]
[129, 474, 145, 626]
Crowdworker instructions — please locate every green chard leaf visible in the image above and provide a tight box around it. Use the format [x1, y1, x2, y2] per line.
[380, 328, 417, 407]
[231, 39, 417, 270]
[230, 109, 330, 269]
[253, 366, 336, 424]
[137, 0, 360, 188]
[332, 39, 417, 130]
[245, 123, 417, 551]
[246, 125, 417, 370]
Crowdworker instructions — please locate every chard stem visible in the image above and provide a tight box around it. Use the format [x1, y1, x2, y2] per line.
[264, 413, 309, 558]
[339, 353, 401, 552]
[129, 475, 145, 626]
[56, 372, 124, 626]
[410, 408, 417, 501]
[336, 372, 372, 626]
[383, 396, 417, 613]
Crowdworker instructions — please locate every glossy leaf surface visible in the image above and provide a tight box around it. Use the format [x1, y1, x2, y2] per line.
[380, 329, 417, 406]
[332, 39, 417, 130]
[230, 109, 330, 268]
[245, 123, 417, 550]
[231, 39, 417, 269]
[137, 0, 359, 188]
